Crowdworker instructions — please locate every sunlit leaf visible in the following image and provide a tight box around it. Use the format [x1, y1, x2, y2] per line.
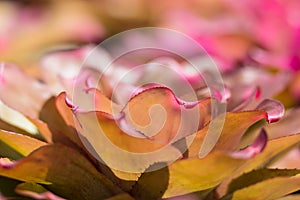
[67, 89, 120, 114]
[217, 133, 300, 197]
[188, 110, 267, 157]
[229, 173, 300, 200]
[0, 118, 33, 137]
[0, 129, 46, 157]
[123, 86, 211, 145]
[225, 168, 300, 196]
[163, 151, 245, 198]
[74, 110, 182, 173]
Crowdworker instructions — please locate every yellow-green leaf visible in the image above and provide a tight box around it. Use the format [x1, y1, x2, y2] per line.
[231, 175, 300, 200]
[163, 151, 245, 198]
[188, 110, 267, 157]
[217, 133, 300, 197]
[223, 168, 300, 199]
[0, 129, 46, 157]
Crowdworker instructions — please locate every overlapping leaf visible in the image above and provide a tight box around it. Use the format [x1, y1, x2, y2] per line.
[0, 144, 124, 200]
[0, 129, 46, 157]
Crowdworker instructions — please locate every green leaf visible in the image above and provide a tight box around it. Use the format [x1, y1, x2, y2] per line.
[15, 182, 65, 200]
[0, 141, 23, 160]
[0, 176, 30, 199]
[16, 182, 48, 194]
[0, 144, 124, 200]
[0, 129, 46, 157]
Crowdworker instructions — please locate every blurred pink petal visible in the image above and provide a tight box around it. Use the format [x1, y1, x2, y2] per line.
[270, 148, 300, 169]
[0, 63, 51, 118]
[40, 46, 94, 94]
[256, 99, 285, 123]
[263, 108, 300, 139]
[0, 158, 15, 169]
[224, 67, 290, 110]
[229, 85, 260, 111]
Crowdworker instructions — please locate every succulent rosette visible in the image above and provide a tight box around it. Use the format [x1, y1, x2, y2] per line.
[0, 40, 299, 200]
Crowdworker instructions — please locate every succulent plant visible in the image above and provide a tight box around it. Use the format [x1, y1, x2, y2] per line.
[0, 47, 300, 200]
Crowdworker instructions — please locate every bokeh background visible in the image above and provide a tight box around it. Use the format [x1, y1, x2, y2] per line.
[0, 0, 300, 105]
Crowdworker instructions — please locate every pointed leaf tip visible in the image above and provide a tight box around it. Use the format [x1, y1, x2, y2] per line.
[65, 95, 78, 112]
[256, 99, 285, 123]
[230, 128, 268, 159]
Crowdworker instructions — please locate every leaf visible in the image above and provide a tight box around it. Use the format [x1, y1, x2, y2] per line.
[0, 118, 33, 137]
[230, 174, 300, 200]
[131, 163, 169, 200]
[256, 99, 284, 123]
[0, 101, 41, 138]
[277, 194, 300, 200]
[230, 128, 267, 159]
[0, 144, 123, 200]
[263, 108, 300, 139]
[74, 110, 182, 173]
[39, 94, 84, 149]
[15, 182, 66, 200]
[123, 86, 211, 140]
[162, 151, 245, 198]
[270, 148, 300, 169]
[28, 116, 82, 151]
[188, 110, 267, 157]
[27, 117, 55, 143]
[72, 86, 212, 173]
[226, 168, 300, 195]
[67, 88, 120, 114]
[0, 129, 46, 157]
[0, 141, 23, 160]
[224, 67, 290, 110]
[0, 176, 28, 199]
[104, 193, 135, 200]
[217, 133, 300, 197]
[0, 63, 52, 118]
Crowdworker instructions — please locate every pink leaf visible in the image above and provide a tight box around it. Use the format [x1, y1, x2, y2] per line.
[0, 63, 51, 118]
[230, 128, 268, 159]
